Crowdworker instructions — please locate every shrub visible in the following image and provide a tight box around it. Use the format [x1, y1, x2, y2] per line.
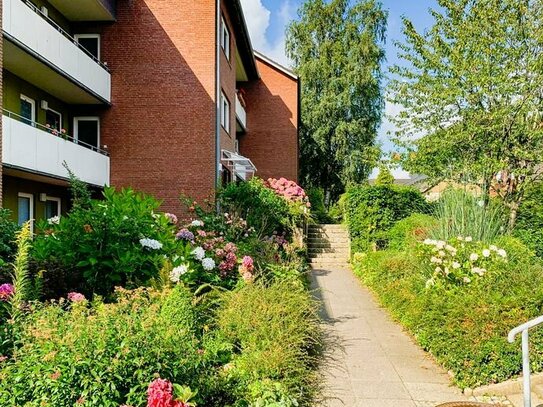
[344, 185, 430, 252]
[307, 188, 334, 224]
[385, 213, 436, 251]
[0, 208, 18, 267]
[430, 189, 507, 243]
[352, 229, 543, 388]
[514, 182, 543, 258]
[32, 187, 178, 297]
[219, 178, 307, 238]
[215, 280, 321, 405]
[0, 286, 210, 407]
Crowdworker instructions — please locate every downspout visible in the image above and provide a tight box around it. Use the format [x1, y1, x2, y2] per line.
[215, 0, 222, 204]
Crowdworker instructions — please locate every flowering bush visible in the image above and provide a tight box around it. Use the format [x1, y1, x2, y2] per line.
[420, 237, 507, 287]
[0, 209, 18, 267]
[0, 283, 14, 301]
[147, 378, 196, 407]
[264, 177, 310, 207]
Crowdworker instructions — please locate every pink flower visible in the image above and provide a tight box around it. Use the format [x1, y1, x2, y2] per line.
[67, 292, 86, 302]
[0, 284, 14, 301]
[242, 256, 254, 271]
[165, 213, 178, 225]
[147, 378, 173, 407]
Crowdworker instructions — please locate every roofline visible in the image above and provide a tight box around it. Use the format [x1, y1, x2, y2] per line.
[253, 51, 298, 81]
[228, 0, 259, 81]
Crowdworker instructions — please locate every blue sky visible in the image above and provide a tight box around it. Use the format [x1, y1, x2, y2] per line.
[239, 0, 439, 177]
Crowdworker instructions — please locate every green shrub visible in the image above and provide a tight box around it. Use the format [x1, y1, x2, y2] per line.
[0, 286, 212, 407]
[385, 213, 436, 251]
[430, 189, 507, 243]
[514, 182, 543, 258]
[219, 178, 304, 238]
[32, 187, 178, 297]
[0, 208, 19, 267]
[215, 280, 321, 406]
[307, 188, 334, 224]
[344, 185, 430, 252]
[352, 234, 543, 388]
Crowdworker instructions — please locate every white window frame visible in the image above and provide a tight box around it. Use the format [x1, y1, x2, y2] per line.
[220, 17, 230, 60]
[74, 116, 100, 149]
[17, 192, 34, 233]
[74, 34, 101, 60]
[20, 94, 36, 123]
[45, 196, 61, 219]
[45, 107, 62, 131]
[220, 92, 230, 134]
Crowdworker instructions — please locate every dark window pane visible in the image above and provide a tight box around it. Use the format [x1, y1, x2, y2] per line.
[77, 37, 99, 59]
[18, 196, 31, 225]
[77, 120, 99, 149]
[46, 110, 61, 130]
[20, 99, 33, 124]
[45, 200, 59, 218]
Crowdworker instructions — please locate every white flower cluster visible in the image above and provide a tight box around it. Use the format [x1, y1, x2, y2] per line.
[170, 264, 189, 283]
[192, 246, 206, 260]
[139, 237, 163, 250]
[202, 257, 215, 271]
[191, 220, 204, 227]
[47, 215, 60, 225]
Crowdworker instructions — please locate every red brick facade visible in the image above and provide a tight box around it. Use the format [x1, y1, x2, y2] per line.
[239, 55, 299, 182]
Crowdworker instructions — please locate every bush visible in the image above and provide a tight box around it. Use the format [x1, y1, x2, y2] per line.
[385, 213, 437, 251]
[344, 185, 430, 252]
[0, 286, 210, 407]
[0, 209, 19, 267]
[307, 188, 334, 224]
[430, 188, 507, 243]
[219, 178, 307, 238]
[352, 229, 543, 388]
[32, 187, 178, 297]
[515, 182, 543, 258]
[215, 280, 321, 405]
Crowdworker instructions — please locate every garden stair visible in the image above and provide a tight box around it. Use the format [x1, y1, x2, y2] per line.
[307, 224, 350, 269]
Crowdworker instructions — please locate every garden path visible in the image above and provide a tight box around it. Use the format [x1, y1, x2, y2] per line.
[312, 266, 470, 407]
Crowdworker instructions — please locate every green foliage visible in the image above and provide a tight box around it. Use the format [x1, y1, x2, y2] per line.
[430, 189, 507, 243]
[307, 188, 334, 224]
[64, 162, 92, 211]
[374, 166, 394, 186]
[344, 185, 430, 252]
[219, 178, 302, 238]
[514, 182, 543, 258]
[0, 209, 19, 267]
[353, 226, 543, 387]
[0, 286, 209, 407]
[286, 0, 387, 201]
[9, 223, 33, 323]
[389, 0, 543, 228]
[215, 280, 321, 406]
[385, 213, 436, 251]
[32, 187, 177, 297]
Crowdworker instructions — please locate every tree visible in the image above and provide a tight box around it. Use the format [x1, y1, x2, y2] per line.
[389, 0, 543, 229]
[375, 166, 394, 186]
[286, 0, 387, 204]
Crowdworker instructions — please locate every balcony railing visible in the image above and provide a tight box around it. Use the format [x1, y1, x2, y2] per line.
[3, 0, 112, 102]
[2, 109, 110, 186]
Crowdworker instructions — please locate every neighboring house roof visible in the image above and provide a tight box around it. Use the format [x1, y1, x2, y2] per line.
[368, 174, 431, 191]
[228, 1, 259, 81]
[253, 51, 299, 81]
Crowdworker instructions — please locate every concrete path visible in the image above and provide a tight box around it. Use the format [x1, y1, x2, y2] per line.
[312, 267, 468, 407]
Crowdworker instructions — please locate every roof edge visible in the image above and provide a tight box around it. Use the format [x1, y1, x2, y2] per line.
[229, 0, 259, 81]
[253, 50, 298, 80]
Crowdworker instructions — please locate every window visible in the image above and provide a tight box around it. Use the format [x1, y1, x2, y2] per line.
[74, 117, 100, 150]
[74, 34, 100, 60]
[220, 17, 230, 60]
[17, 193, 34, 232]
[220, 92, 230, 133]
[20, 94, 35, 125]
[45, 197, 61, 219]
[45, 108, 62, 131]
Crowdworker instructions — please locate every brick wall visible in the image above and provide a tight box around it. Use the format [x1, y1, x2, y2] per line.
[100, 0, 217, 216]
[239, 56, 299, 182]
[0, 0, 3, 205]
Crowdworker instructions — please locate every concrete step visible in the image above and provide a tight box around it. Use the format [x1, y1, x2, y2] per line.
[308, 254, 350, 261]
[308, 248, 350, 255]
[307, 239, 350, 245]
[309, 262, 351, 270]
[307, 234, 350, 241]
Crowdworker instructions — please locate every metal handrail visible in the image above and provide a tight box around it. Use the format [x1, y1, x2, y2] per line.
[2, 108, 109, 156]
[508, 315, 543, 407]
[22, 0, 110, 72]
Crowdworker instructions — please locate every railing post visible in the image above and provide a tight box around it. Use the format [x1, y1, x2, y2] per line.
[522, 329, 531, 407]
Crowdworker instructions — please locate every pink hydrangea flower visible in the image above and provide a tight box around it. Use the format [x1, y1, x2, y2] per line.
[0, 284, 14, 301]
[164, 213, 178, 225]
[147, 378, 173, 407]
[242, 256, 254, 272]
[67, 292, 86, 302]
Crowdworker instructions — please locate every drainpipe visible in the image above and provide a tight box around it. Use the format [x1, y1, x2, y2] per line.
[214, 0, 222, 198]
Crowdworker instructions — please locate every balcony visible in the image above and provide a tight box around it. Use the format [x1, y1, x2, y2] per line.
[2, 0, 111, 104]
[2, 110, 110, 187]
[235, 91, 247, 132]
[46, 0, 116, 22]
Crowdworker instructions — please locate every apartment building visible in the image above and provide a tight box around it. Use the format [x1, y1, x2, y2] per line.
[0, 0, 300, 224]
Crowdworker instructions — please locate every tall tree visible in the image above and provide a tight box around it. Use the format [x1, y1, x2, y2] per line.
[390, 0, 543, 229]
[286, 0, 387, 204]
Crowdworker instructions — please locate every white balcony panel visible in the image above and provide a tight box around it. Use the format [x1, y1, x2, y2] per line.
[3, 0, 111, 102]
[2, 116, 110, 186]
[235, 93, 247, 130]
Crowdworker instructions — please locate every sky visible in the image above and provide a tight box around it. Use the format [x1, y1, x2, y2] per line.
[239, 0, 440, 178]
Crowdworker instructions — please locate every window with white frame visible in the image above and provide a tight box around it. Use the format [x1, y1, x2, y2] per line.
[74, 34, 101, 60]
[74, 117, 100, 150]
[220, 17, 230, 60]
[220, 92, 230, 133]
[20, 94, 35, 125]
[18, 193, 34, 232]
[45, 108, 62, 131]
[45, 196, 61, 219]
